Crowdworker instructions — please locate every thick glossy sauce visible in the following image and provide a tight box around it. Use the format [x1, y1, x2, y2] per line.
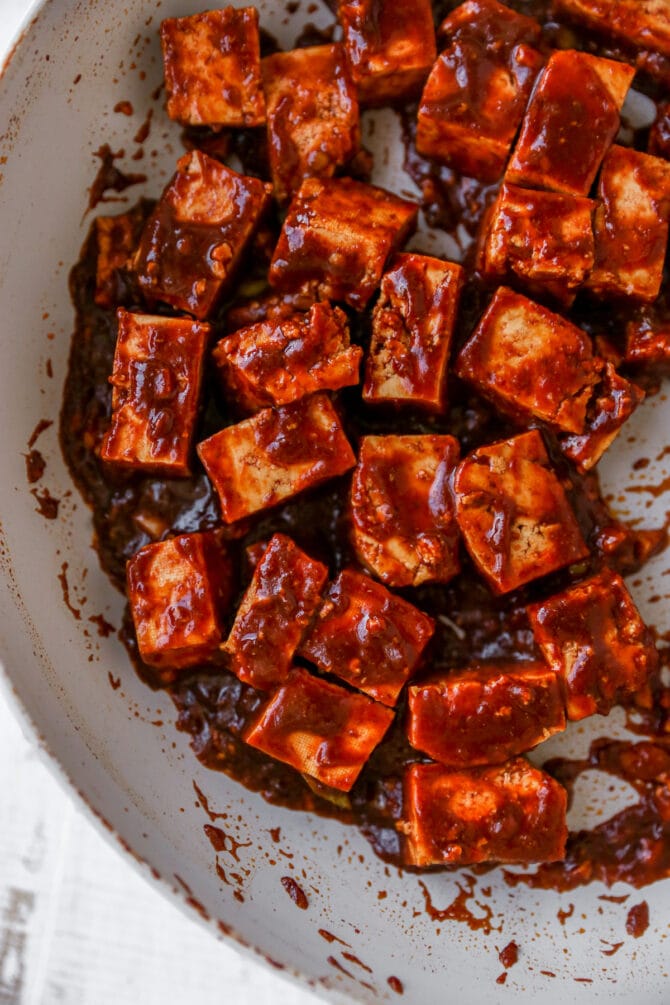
[60, 0, 670, 889]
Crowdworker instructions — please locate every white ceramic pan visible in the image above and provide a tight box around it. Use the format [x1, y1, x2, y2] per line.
[0, 1, 668, 1001]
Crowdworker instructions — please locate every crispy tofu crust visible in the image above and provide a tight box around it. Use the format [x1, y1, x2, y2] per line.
[197, 393, 356, 523]
[554, 0, 670, 58]
[244, 667, 394, 791]
[100, 309, 209, 476]
[453, 429, 589, 594]
[403, 758, 568, 866]
[407, 661, 566, 766]
[351, 434, 461, 587]
[527, 568, 659, 720]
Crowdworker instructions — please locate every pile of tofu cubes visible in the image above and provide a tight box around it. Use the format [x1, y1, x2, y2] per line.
[94, 0, 668, 868]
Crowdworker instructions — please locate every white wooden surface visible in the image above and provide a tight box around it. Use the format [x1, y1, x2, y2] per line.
[0, 3, 325, 1003]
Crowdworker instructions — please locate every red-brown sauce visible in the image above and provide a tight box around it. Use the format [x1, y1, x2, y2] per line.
[59, 0, 670, 891]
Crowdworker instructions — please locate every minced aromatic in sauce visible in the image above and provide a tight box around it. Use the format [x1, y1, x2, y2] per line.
[60, 0, 670, 889]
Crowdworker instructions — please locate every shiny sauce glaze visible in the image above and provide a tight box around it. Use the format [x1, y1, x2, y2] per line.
[60, 0, 670, 888]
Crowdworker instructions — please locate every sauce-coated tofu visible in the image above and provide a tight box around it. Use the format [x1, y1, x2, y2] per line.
[351, 435, 461, 588]
[244, 667, 394, 791]
[127, 531, 231, 679]
[161, 7, 265, 128]
[197, 393, 356, 524]
[453, 430, 588, 594]
[262, 44, 359, 202]
[558, 363, 644, 471]
[100, 309, 209, 476]
[338, 0, 437, 105]
[407, 662, 566, 767]
[363, 253, 464, 411]
[403, 759, 568, 866]
[587, 146, 670, 302]
[527, 568, 659, 721]
[269, 177, 418, 310]
[455, 287, 602, 434]
[223, 534, 328, 690]
[480, 183, 595, 306]
[214, 302, 361, 413]
[299, 568, 434, 707]
[554, 0, 670, 58]
[226, 289, 317, 333]
[417, 0, 543, 181]
[132, 151, 272, 320]
[94, 208, 143, 308]
[507, 50, 635, 196]
[625, 314, 670, 371]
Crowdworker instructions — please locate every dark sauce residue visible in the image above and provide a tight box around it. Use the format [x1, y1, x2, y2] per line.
[59, 0, 670, 895]
[87, 144, 147, 212]
[281, 875, 309, 909]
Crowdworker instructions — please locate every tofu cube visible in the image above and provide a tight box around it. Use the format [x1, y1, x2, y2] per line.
[226, 289, 317, 333]
[262, 44, 359, 202]
[126, 531, 232, 679]
[197, 393, 356, 524]
[269, 177, 418, 311]
[338, 0, 437, 105]
[554, 0, 670, 59]
[417, 0, 544, 181]
[132, 151, 272, 320]
[507, 50, 635, 196]
[298, 568, 434, 707]
[587, 146, 670, 303]
[351, 435, 461, 588]
[244, 667, 394, 791]
[454, 286, 603, 434]
[558, 363, 645, 471]
[363, 253, 464, 411]
[213, 302, 362, 413]
[407, 661, 566, 767]
[223, 534, 328, 690]
[94, 207, 144, 308]
[480, 183, 595, 306]
[100, 309, 209, 476]
[527, 568, 659, 721]
[453, 430, 589, 594]
[160, 7, 265, 128]
[649, 100, 670, 159]
[403, 759, 568, 866]
[625, 313, 670, 371]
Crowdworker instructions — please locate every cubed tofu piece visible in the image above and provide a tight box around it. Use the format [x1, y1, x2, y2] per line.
[453, 430, 589, 594]
[558, 363, 645, 471]
[244, 667, 394, 791]
[527, 568, 659, 721]
[416, 0, 543, 182]
[338, 0, 437, 105]
[554, 0, 670, 58]
[262, 44, 359, 203]
[132, 151, 272, 320]
[100, 309, 209, 476]
[480, 183, 595, 306]
[160, 7, 265, 128]
[269, 177, 418, 310]
[126, 531, 232, 679]
[507, 50, 635, 196]
[455, 287, 603, 434]
[197, 393, 356, 524]
[299, 568, 434, 706]
[94, 208, 143, 308]
[625, 313, 670, 371]
[223, 534, 328, 690]
[213, 302, 362, 413]
[363, 253, 464, 411]
[351, 435, 461, 588]
[587, 146, 670, 302]
[403, 759, 568, 866]
[407, 662, 566, 767]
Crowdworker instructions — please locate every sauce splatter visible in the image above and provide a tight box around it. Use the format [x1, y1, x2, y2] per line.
[418, 875, 500, 935]
[626, 901, 650, 938]
[280, 875, 308, 909]
[387, 975, 404, 995]
[87, 144, 146, 212]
